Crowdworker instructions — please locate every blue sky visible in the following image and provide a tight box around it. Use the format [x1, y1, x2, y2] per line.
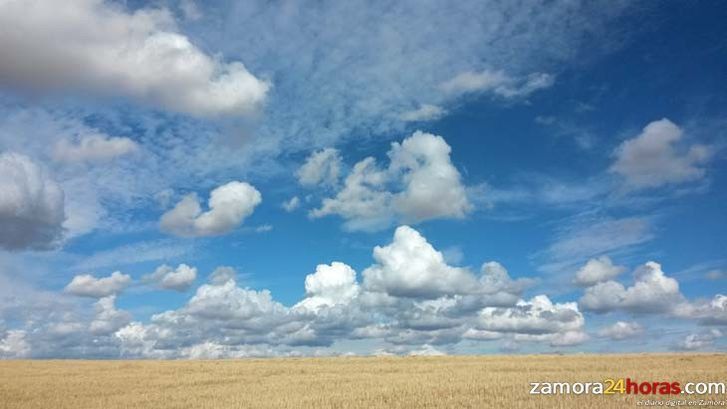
[0, 0, 725, 358]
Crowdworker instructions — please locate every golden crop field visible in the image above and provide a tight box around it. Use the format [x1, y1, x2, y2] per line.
[1, 354, 725, 409]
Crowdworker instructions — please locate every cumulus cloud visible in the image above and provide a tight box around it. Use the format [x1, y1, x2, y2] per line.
[0, 0, 269, 117]
[311, 131, 471, 231]
[296, 262, 360, 311]
[143, 264, 197, 292]
[477, 295, 584, 335]
[441, 70, 554, 98]
[677, 329, 723, 351]
[65, 271, 132, 298]
[107, 226, 551, 358]
[389, 132, 472, 222]
[362, 226, 478, 299]
[89, 296, 132, 335]
[0, 330, 30, 358]
[297, 148, 342, 188]
[579, 261, 684, 313]
[674, 294, 727, 326]
[0, 152, 65, 250]
[310, 157, 393, 231]
[52, 134, 139, 163]
[610, 119, 711, 189]
[160, 181, 262, 237]
[597, 321, 643, 340]
[573, 256, 625, 287]
[399, 104, 447, 122]
[184, 279, 288, 323]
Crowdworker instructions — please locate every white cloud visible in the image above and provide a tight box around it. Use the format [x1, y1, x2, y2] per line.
[441, 70, 554, 98]
[200, 0, 632, 154]
[674, 294, 727, 326]
[0, 152, 65, 250]
[107, 226, 541, 358]
[282, 196, 301, 212]
[52, 134, 138, 163]
[160, 181, 262, 237]
[479, 261, 532, 300]
[407, 344, 446, 356]
[579, 261, 684, 313]
[399, 104, 447, 122]
[0, 0, 269, 117]
[677, 329, 722, 351]
[597, 321, 643, 340]
[65, 271, 132, 298]
[310, 157, 392, 231]
[477, 295, 584, 335]
[573, 256, 625, 287]
[389, 131, 472, 222]
[295, 262, 360, 311]
[0, 330, 30, 358]
[311, 131, 471, 231]
[610, 119, 711, 189]
[362, 226, 478, 299]
[549, 331, 590, 347]
[89, 296, 131, 335]
[143, 264, 197, 292]
[297, 148, 342, 188]
[184, 280, 288, 323]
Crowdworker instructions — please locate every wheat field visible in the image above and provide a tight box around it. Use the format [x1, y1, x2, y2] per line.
[1, 354, 725, 408]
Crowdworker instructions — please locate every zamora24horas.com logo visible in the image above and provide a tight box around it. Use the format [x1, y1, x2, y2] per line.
[529, 379, 727, 395]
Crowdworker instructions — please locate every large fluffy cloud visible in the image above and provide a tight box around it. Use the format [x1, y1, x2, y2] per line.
[610, 119, 711, 189]
[389, 132, 472, 222]
[64, 271, 132, 298]
[110, 226, 543, 358]
[477, 295, 584, 335]
[0, 0, 269, 117]
[362, 226, 478, 298]
[13, 225, 726, 359]
[160, 181, 262, 237]
[310, 131, 471, 231]
[295, 262, 360, 311]
[579, 261, 684, 313]
[0, 152, 65, 250]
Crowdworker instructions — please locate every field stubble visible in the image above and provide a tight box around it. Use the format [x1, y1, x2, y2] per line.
[0, 354, 725, 408]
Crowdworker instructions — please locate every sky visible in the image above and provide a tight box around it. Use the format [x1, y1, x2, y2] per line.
[0, 0, 725, 359]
